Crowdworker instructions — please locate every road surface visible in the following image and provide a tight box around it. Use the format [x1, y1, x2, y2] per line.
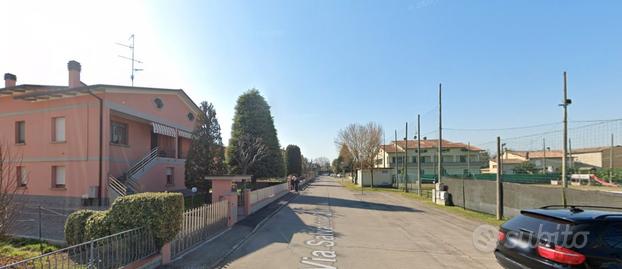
[218, 176, 501, 269]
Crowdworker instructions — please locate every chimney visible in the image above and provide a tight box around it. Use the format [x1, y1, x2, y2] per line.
[67, 60, 81, 88]
[4, 73, 16, 88]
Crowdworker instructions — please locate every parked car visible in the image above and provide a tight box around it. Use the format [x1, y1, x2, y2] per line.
[495, 205, 622, 269]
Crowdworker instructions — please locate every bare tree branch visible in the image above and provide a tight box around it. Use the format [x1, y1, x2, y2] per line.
[234, 134, 269, 175]
[0, 140, 26, 238]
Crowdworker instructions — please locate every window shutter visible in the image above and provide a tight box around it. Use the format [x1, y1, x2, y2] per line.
[55, 167, 66, 185]
[54, 117, 66, 141]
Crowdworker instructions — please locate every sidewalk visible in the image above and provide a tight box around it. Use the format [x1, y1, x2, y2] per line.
[163, 191, 298, 269]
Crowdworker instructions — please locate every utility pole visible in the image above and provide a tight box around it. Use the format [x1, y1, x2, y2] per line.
[395, 130, 399, 189]
[383, 133, 386, 168]
[465, 142, 470, 210]
[543, 138, 547, 174]
[496, 137, 504, 220]
[560, 71, 571, 207]
[467, 142, 471, 177]
[405, 122, 409, 192]
[438, 83, 443, 184]
[569, 138, 574, 171]
[611, 133, 615, 183]
[417, 114, 422, 195]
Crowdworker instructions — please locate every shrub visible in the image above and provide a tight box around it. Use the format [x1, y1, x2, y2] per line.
[64, 210, 97, 245]
[108, 192, 184, 246]
[85, 211, 113, 240]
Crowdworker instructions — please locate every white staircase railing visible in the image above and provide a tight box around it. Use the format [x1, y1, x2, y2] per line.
[126, 146, 159, 180]
[109, 175, 127, 196]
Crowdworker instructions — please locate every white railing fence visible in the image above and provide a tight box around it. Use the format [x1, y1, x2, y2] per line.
[2, 227, 156, 269]
[170, 200, 229, 259]
[250, 182, 289, 205]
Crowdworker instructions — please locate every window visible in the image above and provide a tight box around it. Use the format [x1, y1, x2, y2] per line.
[15, 121, 25, 144]
[460, 156, 467, 163]
[52, 117, 66, 142]
[111, 122, 128, 145]
[52, 166, 66, 188]
[412, 156, 417, 163]
[16, 166, 27, 187]
[166, 167, 174, 185]
[421, 157, 427, 163]
[604, 223, 622, 249]
[391, 157, 396, 163]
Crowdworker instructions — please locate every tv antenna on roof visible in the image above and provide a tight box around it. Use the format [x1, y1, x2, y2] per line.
[116, 34, 143, 86]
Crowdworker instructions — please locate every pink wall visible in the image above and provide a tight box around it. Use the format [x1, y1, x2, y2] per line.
[0, 95, 101, 197]
[103, 92, 196, 131]
[138, 161, 186, 192]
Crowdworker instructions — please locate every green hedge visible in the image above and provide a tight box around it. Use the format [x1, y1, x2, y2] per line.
[85, 211, 113, 240]
[64, 192, 184, 247]
[108, 192, 183, 246]
[64, 210, 97, 245]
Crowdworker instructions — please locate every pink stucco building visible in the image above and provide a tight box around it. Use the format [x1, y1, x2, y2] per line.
[0, 60, 200, 207]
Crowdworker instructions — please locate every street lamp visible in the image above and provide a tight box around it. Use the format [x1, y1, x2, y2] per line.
[191, 187, 197, 209]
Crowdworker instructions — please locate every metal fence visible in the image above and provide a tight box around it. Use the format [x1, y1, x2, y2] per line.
[249, 183, 288, 205]
[2, 227, 156, 269]
[171, 200, 229, 259]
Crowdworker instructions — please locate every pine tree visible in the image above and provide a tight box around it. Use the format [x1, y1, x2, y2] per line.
[227, 89, 285, 182]
[285, 145, 302, 176]
[185, 101, 226, 199]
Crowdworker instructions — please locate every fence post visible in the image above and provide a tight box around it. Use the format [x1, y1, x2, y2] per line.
[223, 193, 238, 226]
[161, 242, 172, 265]
[244, 189, 252, 216]
[88, 240, 95, 269]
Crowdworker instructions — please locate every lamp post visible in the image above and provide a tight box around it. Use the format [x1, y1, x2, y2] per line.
[191, 187, 197, 209]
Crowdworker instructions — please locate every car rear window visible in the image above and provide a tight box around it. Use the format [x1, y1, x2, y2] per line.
[502, 213, 575, 245]
[603, 223, 622, 250]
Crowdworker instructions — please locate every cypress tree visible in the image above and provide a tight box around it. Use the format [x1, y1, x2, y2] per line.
[285, 145, 302, 176]
[227, 89, 285, 180]
[185, 101, 226, 199]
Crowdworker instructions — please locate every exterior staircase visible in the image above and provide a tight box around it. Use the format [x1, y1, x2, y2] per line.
[108, 146, 159, 199]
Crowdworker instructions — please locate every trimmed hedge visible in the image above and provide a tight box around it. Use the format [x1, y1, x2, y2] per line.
[64, 210, 97, 245]
[85, 211, 112, 240]
[64, 192, 184, 247]
[108, 192, 184, 246]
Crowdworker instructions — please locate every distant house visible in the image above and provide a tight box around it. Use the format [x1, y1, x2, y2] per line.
[483, 150, 563, 175]
[375, 139, 489, 179]
[571, 146, 622, 170]
[0, 60, 201, 208]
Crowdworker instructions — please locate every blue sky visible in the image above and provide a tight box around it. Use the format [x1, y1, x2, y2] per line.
[2, 1, 621, 159]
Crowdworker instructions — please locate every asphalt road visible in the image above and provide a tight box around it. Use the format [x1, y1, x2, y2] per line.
[218, 176, 501, 269]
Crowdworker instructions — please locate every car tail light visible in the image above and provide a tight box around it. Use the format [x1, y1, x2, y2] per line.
[498, 231, 506, 241]
[537, 245, 586, 265]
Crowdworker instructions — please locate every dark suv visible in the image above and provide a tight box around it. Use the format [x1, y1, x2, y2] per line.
[495, 205, 622, 268]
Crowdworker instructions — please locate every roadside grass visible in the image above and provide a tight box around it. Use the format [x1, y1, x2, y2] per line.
[339, 180, 507, 227]
[0, 237, 60, 265]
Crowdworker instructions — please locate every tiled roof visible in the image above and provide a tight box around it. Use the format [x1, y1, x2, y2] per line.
[490, 158, 525, 164]
[571, 146, 621, 154]
[380, 144, 404, 153]
[508, 150, 563, 158]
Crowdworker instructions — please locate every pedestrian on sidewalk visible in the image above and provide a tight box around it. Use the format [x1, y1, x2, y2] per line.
[294, 176, 300, 193]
